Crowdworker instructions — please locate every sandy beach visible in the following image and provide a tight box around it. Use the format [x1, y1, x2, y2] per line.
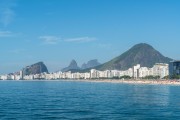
[70, 79, 180, 85]
[2, 79, 180, 85]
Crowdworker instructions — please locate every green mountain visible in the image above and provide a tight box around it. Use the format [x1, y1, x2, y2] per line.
[95, 43, 172, 70]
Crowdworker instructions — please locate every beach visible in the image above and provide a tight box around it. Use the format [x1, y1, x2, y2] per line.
[71, 79, 180, 85]
[2, 79, 180, 85]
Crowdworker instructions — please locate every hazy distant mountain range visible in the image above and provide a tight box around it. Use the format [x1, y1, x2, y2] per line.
[81, 59, 101, 69]
[17, 43, 173, 75]
[61, 59, 101, 72]
[61, 60, 80, 72]
[71, 43, 172, 72]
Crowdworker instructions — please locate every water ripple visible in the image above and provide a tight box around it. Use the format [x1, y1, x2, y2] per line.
[0, 80, 180, 120]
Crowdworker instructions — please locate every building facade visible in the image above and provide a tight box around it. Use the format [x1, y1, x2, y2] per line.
[169, 61, 180, 78]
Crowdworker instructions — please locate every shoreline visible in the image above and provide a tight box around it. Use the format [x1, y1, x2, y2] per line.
[75, 79, 180, 85]
[1, 79, 180, 85]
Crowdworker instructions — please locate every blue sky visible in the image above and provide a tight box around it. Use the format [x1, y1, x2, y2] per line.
[0, 0, 180, 74]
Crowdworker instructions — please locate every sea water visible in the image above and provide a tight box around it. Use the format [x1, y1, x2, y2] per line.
[0, 80, 180, 120]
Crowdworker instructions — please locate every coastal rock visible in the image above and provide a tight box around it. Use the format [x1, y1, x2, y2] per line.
[23, 62, 48, 75]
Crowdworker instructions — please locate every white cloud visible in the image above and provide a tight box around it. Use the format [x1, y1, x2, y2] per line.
[0, 31, 13, 37]
[1, 8, 15, 26]
[0, 1, 16, 26]
[39, 36, 60, 44]
[65, 37, 97, 43]
[39, 36, 97, 44]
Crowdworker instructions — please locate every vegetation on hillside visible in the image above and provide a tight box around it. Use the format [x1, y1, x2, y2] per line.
[95, 43, 172, 71]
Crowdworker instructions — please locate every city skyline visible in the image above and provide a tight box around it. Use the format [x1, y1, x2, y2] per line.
[1, 0, 180, 74]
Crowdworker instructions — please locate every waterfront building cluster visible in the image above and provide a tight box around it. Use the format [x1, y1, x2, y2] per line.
[0, 63, 169, 80]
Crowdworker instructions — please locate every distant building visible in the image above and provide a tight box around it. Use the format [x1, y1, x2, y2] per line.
[169, 61, 180, 78]
[133, 64, 140, 79]
[20, 70, 23, 79]
[133, 63, 168, 79]
[90, 69, 98, 79]
[138, 67, 149, 78]
[152, 63, 169, 79]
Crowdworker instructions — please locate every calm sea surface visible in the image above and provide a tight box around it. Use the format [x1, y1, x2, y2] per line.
[0, 80, 180, 120]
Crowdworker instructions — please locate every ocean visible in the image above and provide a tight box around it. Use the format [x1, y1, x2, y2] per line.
[0, 80, 180, 120]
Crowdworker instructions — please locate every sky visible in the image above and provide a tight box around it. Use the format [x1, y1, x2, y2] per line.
[0, 0, 180, 74]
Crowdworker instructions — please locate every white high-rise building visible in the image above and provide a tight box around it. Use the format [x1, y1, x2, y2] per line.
[84, 72, 90, 79]
[133, 64, 141, 79]
[20, 70, 23, 79]
[90, 69, 99, 79]
[138, 67, 149, 78]
[152, 63, 168, 78]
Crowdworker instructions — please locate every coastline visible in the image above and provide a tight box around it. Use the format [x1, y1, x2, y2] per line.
[1, 79, 180, 85]
[61, 79, 180, 85]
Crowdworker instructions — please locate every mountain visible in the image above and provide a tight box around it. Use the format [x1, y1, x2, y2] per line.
[81, 59, 101, 69]
[23, 62, 48, 75]
[95, 43, 172, 70]
[61, 59, 80, 72]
